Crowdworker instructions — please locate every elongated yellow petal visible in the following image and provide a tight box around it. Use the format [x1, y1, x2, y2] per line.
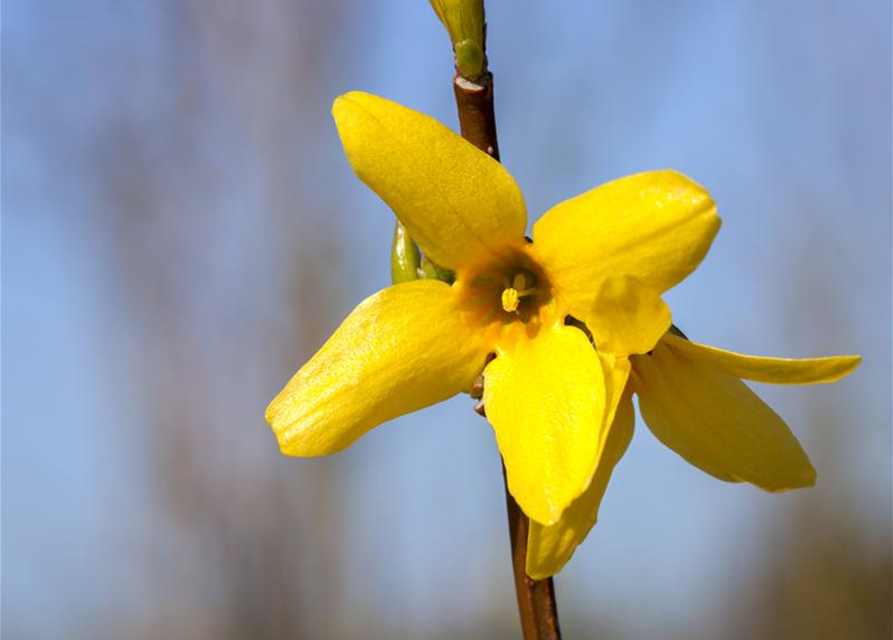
[332, 92, 526, 270]
[633, 340, 815, 491]
[266, 280, 487, 456]
[484, 323, 609, 525]
[531, 170, 719, 353]
[662, 333, 861, 385]
[526, 379, 634, 579]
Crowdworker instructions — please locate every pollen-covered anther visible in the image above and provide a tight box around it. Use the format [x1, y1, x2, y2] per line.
[502, 287, 520, 313]
[501, 272, 539, 314]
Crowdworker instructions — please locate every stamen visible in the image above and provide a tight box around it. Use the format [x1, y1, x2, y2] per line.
[512, 273, 526, 291]
[501, 272, 540, 314]
[501, 287, 520, 313]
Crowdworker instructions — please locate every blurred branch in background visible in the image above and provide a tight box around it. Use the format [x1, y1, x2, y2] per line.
[719, 221, 891, 640]
[95, 1, 353, 637]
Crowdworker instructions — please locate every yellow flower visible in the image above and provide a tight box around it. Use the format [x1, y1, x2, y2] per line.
[265, 92, 861, 579]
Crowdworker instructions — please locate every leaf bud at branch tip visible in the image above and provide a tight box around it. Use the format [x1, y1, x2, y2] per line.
[428, 0, 486, 80]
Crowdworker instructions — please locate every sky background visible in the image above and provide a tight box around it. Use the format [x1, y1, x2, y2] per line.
[4, 1, 891, 639]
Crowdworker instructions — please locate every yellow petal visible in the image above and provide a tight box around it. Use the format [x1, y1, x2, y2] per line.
[266, 280, 487, 456]
[531, 170, 719, 347]
[601, 355, 633, 437]
[585, 276, 672, 356]
[662, 333, 861, 385]
[332, 92, 526, 270]
[483, 323, 608, 525]
[526, 376, 634, 579]
[633, 340, 815, 491]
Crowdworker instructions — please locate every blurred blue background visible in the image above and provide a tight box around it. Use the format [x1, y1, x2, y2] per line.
[3, 1, 891, 638]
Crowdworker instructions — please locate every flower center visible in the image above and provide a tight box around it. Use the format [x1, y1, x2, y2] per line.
[454, 243, 555, 338]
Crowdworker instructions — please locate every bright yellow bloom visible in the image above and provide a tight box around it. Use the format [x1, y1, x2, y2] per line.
[265, 92, 860, 579]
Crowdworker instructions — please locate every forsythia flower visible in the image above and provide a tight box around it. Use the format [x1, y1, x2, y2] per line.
[266, 92, 861, 579]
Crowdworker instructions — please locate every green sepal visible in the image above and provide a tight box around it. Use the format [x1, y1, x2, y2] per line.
[420, 254, 455, 284]
[668, 324, 689, 340]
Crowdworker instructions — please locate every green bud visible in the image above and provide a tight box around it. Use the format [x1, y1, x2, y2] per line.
[428, 0, 486, 79]
[454, 40, 484, 79]
[390, 221, 421, 284]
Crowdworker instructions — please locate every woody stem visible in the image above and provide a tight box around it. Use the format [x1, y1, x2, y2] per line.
[503, 465, 562, 640]
[450, 16, 562, 640]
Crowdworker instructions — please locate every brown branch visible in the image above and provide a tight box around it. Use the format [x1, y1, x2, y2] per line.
[504, 468, 562, 640]
[452, 60, 563, 640]
[453, 73, 500, 160]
